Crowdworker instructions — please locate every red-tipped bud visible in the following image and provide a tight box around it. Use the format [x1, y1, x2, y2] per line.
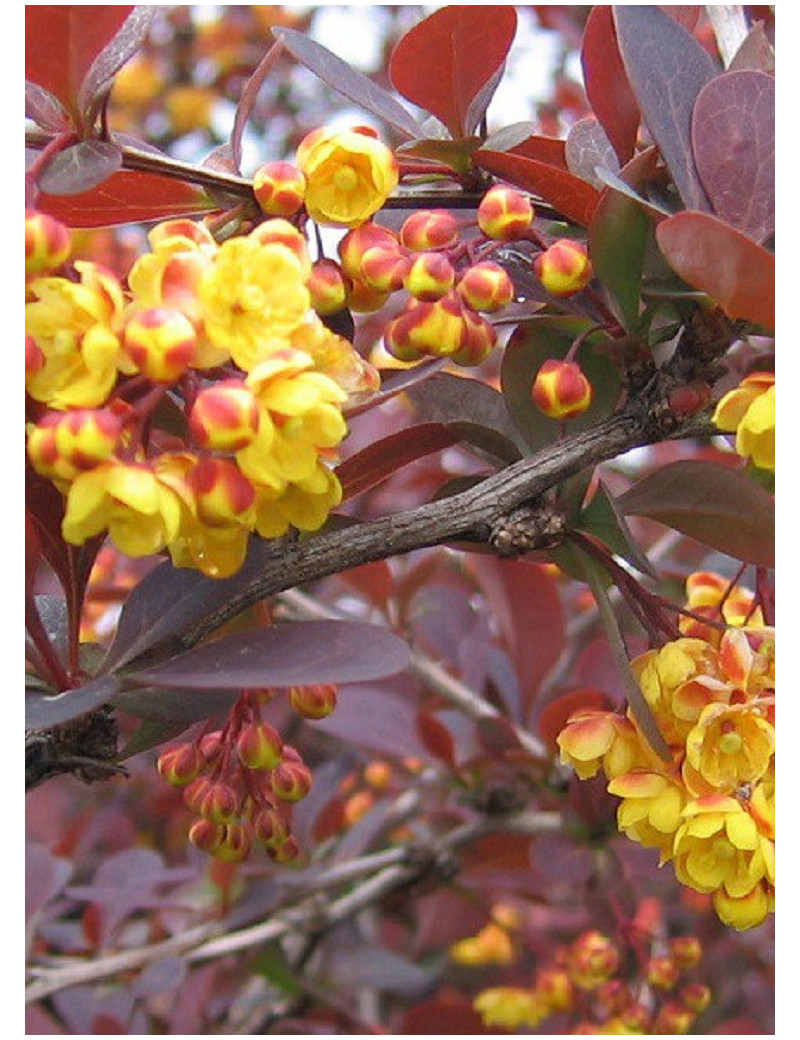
[338, 223, 400, 281]
[403, 252, 455, 300]
[399, 209, 459, 252]
[268, 834, 301, 864]
[360, 244, 410, 293]
[188, 818, 226, 856]
[252, 805, 292, 848]
[383, 292, 466, 361]
[253, 160, 306, 217]
[124, 306, 196, 383]
[535, 969, 574, 1012]
[185, 777, 242, 823]
[652, 1001, 696, 1035]
[595, 979, 632, 1015]
[199, 729, 225, 763]
[270, 756, 313, 802]
[25, 209, 71, 276]
[189, 380, 261, 452]
[157, 742, 204, 787]
[236, 720, 284, 771]
[27, 408, 122, 482]
[289, 682, 338, 719]
[534, 239, 592, 296]
[680, 982, 712, 1013]
[188, 456, 255, 526]
[451, 306, 498, 367]
[477, 186, 533, 241]
[669, 936, 703, 970]
[248, 218, 311, 275]
[457, 261, 515, 312]
[568, 930, 620, 990]
[308, 259, 349, 315]
[213, 820, 253, 862]
[646, 955, 681, 991]
[531, 359, 593, 420]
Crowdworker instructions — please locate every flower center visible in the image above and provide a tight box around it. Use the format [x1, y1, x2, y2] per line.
[719, 730, 743, 755]
[333, 164, 358, 192]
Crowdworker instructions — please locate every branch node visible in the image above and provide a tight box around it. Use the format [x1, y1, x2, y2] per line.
[489, 500, 568, 557]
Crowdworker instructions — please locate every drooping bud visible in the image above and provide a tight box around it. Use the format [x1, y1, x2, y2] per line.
[669, 935, 703, 970]
[252, 804, 292, 848]
[198, 729, 225, 764]
[185, 776, 242, 824]
[403, 252, 456, 301]
[189, 380, 261, 452]
[213, 820, 253, 862]
[270, 754, 313, 802]
[457, 261, 515, 312]
[477, 186, 534, 241]
[680, 982, 712, 1013]
[360, 243, 410, 293]
[308, 259, 350, 315]
[338, 223, 401, 281]
[236, 720, 284, 771]
[531, 358, 593, 420]
[123, 306, 197, 383]
[646, 955, 681, 990]
[346, 277, 391, 314]
[399, 209, 459, 252]
[187, 456, 256, 527]
[157, 742, 204, 787]
[27, 408, 122, 483]
[188, 818, 226, 856]
[451, 306, 498, 367]
[651, 1001, 696, 1035]
[253, 160, 307, 217]
[289, 682, 338, 719]
[383, 292, 467, 361]
[267, 834, 301, 864]
[25, 210, 71, 276]
[568, 930, 620, 990]
[534, 239, 592, 297]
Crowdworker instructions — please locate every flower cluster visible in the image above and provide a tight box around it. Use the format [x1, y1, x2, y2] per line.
[557, 573, 775, 930]
[471, 926, 711, 1034]
[157, 683, 337, 863]
[26, 210, 379, 578]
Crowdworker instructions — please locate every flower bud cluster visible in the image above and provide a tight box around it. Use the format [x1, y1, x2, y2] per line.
[473, 924, 711, 1034]
[157, 681, 338, 864]
[26, 211, 379, 579]
[557, 572, 775, 930]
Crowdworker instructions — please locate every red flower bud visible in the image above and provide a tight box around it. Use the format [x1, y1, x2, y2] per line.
[124, 307, 197, 383]
[270, 756, 313, 801]
[534, 239, 592, 297]
[289, 682, 338, 719]
[308, 259, 349, 315]
[252, 804, 292, 848]
[236, 720, 284, 771]
[399, 209, 459, 252]
[531, 358, 593, 420]
[457, 261, 515, 312]
[26, 210, 71, 276]
[252, 160, 306, 217]
[477, 186, 533, 241]
[189, 379, 261, 452]
[188, 456, 256, 527]
[157, 743, 203, 787]
[403, 252, 456, 301]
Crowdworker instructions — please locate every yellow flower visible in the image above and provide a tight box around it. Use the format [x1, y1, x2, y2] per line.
[62, 459, 183, 557]
[26, 262, 132, 408]
[296, 126, 399, 228]
[199, 231, 311, 370]
[679, 570, 763, 644]
[684, 701, 774, 792]
[557, 710, 655, 780]
[473, 986, 550, 1030]
[252, 463, 342, 538]
[607, 768, 687, 857]
[712, 371, 775, 472]
[449, 917, 516, 967]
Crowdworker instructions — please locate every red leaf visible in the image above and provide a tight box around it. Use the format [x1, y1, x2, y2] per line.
[416, 710, 457, 768]
[25, 6, 135, 128]
[36, 170, 216, 228]
[580, 6, 640, 164]
[399, 995, 496, 1035]
[474, 148, 600, 226]
[692, 70, 775, 243]
[655, 210, 774, 329]
[509, 133, 569, 168]
[389, 6, 518, 138]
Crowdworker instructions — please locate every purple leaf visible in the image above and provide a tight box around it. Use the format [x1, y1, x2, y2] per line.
[617, 459, 774, 567]
[25, 82, 71, 131]
[124, 621, 410, 690]
[26, 842, 73, 924]
[692, 70, 774, 243]
[565, 115, 620, 189]
[273, 26, 423, 140]
[26, 674, 122, 730]
[78, 6, 156, 129]
[224, 37, 286, 173]
[37, 139, 122, 195]
[613, 5, 719, 211]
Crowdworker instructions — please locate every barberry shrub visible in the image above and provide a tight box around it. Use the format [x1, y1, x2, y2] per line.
[25, 5, 774, 1036]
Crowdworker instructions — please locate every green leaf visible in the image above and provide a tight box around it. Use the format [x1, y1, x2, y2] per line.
[617, 459, 774, 567]
[577, 480, 657, 578]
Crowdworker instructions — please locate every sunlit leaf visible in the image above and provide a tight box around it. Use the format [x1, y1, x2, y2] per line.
[389, 6, 517, 138]
[78, 6, 155, 130]
[37, 139, 123, 196]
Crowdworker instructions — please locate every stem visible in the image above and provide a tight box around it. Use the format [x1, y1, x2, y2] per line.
[25, 596, 70, 691]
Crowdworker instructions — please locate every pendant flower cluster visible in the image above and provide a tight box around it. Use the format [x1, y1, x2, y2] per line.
[557, 574, 774, 931]
[26, 211, 379, 578]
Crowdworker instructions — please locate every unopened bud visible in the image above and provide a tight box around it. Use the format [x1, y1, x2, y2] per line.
[289, 682, 338, 719]
[308, 259, 349, 315]
[236, 720, 284, 771]
[26, 210, 71, 276]
[403, 252, 455, 301]
[338, 223, 401, 281]
[457, 261, 514, 312]
[188, 456, 255, 526]
[124, 307, 196, 383]
[477, 186, 533, 241]
[531, 358, 593, 420]
[252, 804, 292, 848]
[157, 742, 203, 787]
[253, 161, 306, 217]
[399, 209, 459, 252]
[646, 955, 681, 990]
[189, 380, 261, 452]
[360, 244, 410, 293]
[270, 756, 313, 801]
[534, 239, 592, 297]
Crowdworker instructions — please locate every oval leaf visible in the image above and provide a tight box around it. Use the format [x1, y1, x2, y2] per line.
[389, 6, 517, 138]
[655, 210, 774, 329]
[580, 5, 640, 164]
[692, 70, 775, 243]
[25, 82, 71, 132]
[474, 148, 600, 226]
[273, 26, 422, 140]
[36, 169, 216, 228]
[37, 139, 123, 196]
[565, 116, 619, 189]
[26, 674, 122, 730]
[617, 459, 774, 567]
[125, 621, 411, 690]
[613, 5, 719, 211]
[78, 6, 155, 128]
